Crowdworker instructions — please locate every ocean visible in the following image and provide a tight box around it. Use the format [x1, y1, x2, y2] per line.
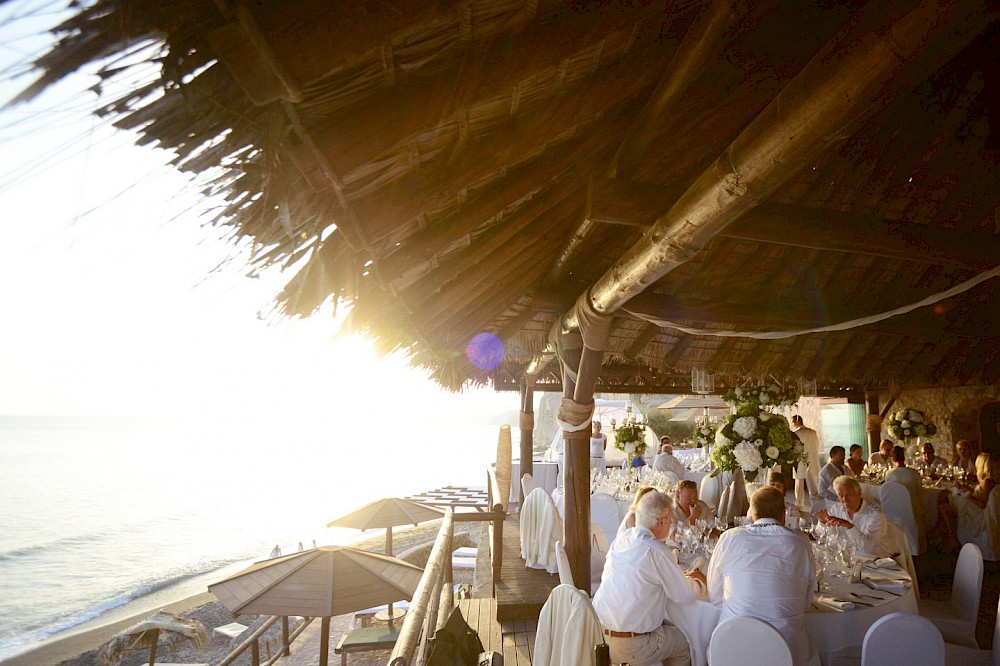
[0, 413, 516, 661]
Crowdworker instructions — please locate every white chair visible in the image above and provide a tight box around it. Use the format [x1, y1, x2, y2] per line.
[521, 472, 539, 501]
[884, 520, 921, 598]
[881, 480, 926, 555]
[861, 612, 944, 665]
[533, 584, 605, 666]
[918, 542, 984, 647]
[957, 486, 999, 562]
[709, 616, 792, 666]
[944, 595, 1000, 666]
[554, 540, 574, 586]
[700, 472, 727, 510]
[666, 599, 721, 666]
[589, 524, 607, 595]
[590, 492, 622, 546]
[520, 487, 562, 574]
[662, 470, 680, 489]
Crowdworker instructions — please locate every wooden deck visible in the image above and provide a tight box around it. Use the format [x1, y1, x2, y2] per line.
[494, 516, 560, 621]
[459, 597, 535, 666]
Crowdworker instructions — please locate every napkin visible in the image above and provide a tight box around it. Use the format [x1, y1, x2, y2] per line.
[865, 578, 908, 592]
[813, 596, 855, 611]
[865, 557, 900, 570]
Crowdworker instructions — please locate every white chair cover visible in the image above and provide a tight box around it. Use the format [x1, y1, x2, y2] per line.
[590, 524, 608, 592]
[884, 521, 920, 598]
[918, 542, 984, 647]
[666, 599, 720, 666]
[709, 616, 792, 666]
[861, 612, 944, 665]
[957, 486, 999, 562]
[521, 472, 539, 500]
[590, 493, 622, 546]
[533, 584, 605, 666]
[554, 540, 574, 587]
[661, 470, 680, 489]
[700, 472, 726, 510]
[881, 480, 926, 555]
[520, 487, 561, 574]
[943, 595, 1000, 666]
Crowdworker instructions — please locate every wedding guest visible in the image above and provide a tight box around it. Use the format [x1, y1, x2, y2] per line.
[818, 446, 852, 503]
[764, 471, 799, 523]
[816, 476, 890, 558]
[653, 442, 687, 477]
[846, 444, 866, 476]
[949, 453, 998, 536]
[920, 441, 946, 478]
[590, 421, 608, 471]
[954, 440, 978, 479]
[792, 415, 821, 497]
[593, 491, 706, 666]
[619, 485, 656, 534]
[885, 445, 926, 530]
[708, 487, 815, 664]
[869, 439, 894, 467]
[673, 480, 713, 528]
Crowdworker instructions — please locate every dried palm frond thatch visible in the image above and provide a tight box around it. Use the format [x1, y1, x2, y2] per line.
[97, 611, 208, 666]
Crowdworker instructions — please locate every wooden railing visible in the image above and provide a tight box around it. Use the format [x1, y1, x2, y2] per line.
[218, 614, 314, 666]
[388, 467, 507, 666]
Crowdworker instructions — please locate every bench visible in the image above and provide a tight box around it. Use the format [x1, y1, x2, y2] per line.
[334, 625, 401, 666]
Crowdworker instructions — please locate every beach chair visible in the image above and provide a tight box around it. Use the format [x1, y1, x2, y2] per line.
[334, 625, 402, 666]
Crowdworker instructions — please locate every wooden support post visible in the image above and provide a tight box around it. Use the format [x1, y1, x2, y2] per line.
[865, 391, 880, 456]
[519, 378, 535, 505]
[281, 616, 290, 656]
[148, 628, 159, 666]
[318, 616, 330, 666]
[252, 635, 261, 666]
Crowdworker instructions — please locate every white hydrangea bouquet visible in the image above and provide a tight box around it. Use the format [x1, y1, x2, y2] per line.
[712, 383, 803, 481]
[691, 422, 717, 448]
[885, 407, 937, 441]
[613, 421, 648, 460]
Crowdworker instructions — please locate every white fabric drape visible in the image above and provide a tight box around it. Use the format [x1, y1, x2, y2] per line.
[533, 584, 605, 666]
[520, 487, 561, 574]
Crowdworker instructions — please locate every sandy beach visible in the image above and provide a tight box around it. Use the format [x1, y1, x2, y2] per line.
[3, 520, 484, 666]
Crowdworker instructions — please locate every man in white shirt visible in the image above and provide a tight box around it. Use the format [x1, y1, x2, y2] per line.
[920, 441, 945, 475]
[792, 415, 821, 496]
[708, 487, 816, 664]
[816, 475, 891, 558]
[818, 445, 852, 503]
[869, 438, 894, 467]
[654, 441, 687, 477]
[673, 479, 714, 528]
[593, 491, 706, 666]
[885, 445, 928, 530]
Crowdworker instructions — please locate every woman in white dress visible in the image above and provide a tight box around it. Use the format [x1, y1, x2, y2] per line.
[948, 452, 997, 543]
[590, 421, 607, 471]
[954, 439, 979, 481]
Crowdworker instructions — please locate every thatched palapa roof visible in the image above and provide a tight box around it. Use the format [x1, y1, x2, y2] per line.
[12, 0, 1000, 394]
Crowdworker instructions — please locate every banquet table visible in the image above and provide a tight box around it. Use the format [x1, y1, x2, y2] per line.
[510, 460, 558, 503]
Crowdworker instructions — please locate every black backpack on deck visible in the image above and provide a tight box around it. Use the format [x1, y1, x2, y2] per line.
[425, 607, 485, 666]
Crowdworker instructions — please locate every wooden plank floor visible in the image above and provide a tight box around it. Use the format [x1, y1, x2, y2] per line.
[459, 597, 535, 666]
[494, 516, 559, 621]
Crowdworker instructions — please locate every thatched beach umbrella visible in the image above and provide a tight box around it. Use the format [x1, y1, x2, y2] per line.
[327, 497, 444, 621]
[97, 611, 208, 666]
[209, 546, 423, 666]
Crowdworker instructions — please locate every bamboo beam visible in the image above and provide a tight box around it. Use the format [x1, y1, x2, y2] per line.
[566, 0, 993, 331]
[519, 380, 534, 505]
[738, 339, 772, 375]
[568, 344, 603, 594]
[661, 335, 695, 373]
[773, 335, 811, 379]
[623, 323, 660, 361]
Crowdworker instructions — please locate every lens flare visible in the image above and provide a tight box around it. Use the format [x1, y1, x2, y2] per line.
[466, 332, 504, 370]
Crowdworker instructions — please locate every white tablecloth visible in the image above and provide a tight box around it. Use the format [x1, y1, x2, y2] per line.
[858, 481, 943, 529]
[674, 447, 706, 463]
[510, 460, 558, 502]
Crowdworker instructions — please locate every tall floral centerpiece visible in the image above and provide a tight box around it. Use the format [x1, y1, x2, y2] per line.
[612, 406, 648, 474]
[885, 407, 937, 455]
[691, 420, 717, 448]
[712, 383, 804, 482]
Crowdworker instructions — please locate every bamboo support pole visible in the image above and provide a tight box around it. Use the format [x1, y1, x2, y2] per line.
[519, 379, 535, 506]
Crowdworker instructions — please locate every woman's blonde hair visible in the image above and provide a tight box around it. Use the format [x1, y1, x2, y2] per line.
[630, 485, 656, 510]
[975, 452, 999, 484]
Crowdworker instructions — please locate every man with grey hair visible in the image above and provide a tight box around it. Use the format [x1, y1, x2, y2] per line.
[593, 491, 706, 666]
[816, 475, 890, 558]
[708, 487, 816, 663]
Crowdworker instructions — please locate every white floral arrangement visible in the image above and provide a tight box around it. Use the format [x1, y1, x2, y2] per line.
[613, 422, 648, 460]
[711, 409, 804, 482]
[885, 407, 937, 441]
[691, 422, 717, 448]
[722, 382, 798, 412]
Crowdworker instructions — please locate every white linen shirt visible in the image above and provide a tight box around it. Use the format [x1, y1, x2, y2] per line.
[818, 461, 852, 502]
[707, 519, 816, 664]
[828, 499, 890, 558]
[592, 526, 703, 634]
[653, 452, 687, 477]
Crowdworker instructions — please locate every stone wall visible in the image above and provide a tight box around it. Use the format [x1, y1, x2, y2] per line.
[872, 384, 1000, 462]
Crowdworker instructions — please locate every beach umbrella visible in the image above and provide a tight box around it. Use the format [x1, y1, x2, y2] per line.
[327, 497, 445, 621]
[97, 611, 208, 666]
[656, 395, 730, 410]
[209, 546, 423, 666]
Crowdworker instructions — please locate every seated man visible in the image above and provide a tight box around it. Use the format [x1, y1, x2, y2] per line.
[708, 487, 815, 664]
[593, 491, 706, 666]
[653, 441, 687, 477]
[673, 480, 713, 528]
[816, 475, 891, 558]
[758, 471, 799, 523]
[885, 445, 926, 530]
[921, 441, 945, 475]
[869, 438, 894, 467]
[818, 445, 852, 503]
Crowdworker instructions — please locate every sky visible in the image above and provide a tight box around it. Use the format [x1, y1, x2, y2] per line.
[0, 2, 515, 424]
